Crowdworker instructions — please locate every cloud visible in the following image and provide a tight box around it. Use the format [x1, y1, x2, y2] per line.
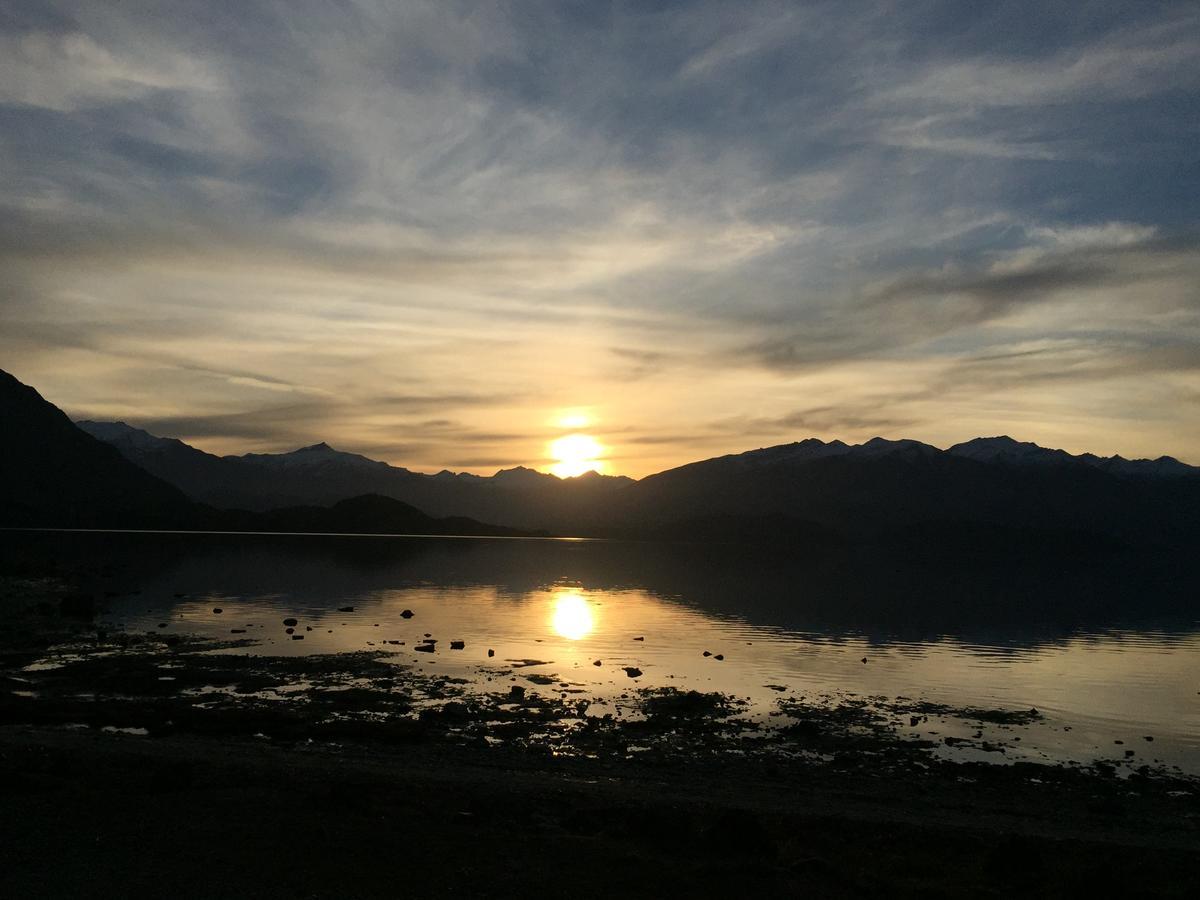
[2, 1, 1199, 473]
[737, 230, 1200, 372]
[0, 29, 217, 112]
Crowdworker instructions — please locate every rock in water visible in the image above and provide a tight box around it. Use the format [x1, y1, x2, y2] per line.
[283, 618, 298, 627]
[450, 640, 465, 650]
[623, 667, 643, 678]
[400, 609, 414, 619]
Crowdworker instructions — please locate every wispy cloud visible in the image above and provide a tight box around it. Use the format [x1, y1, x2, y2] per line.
[2, 1, 1198, 474]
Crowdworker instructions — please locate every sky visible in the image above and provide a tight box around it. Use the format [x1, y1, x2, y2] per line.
[2, 1, 1199, 478]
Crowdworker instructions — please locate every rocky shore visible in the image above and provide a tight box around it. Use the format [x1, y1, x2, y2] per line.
[2, 574, 1198, 897]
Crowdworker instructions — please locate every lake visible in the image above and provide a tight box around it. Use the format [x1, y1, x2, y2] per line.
[10, 530, 1200, 774]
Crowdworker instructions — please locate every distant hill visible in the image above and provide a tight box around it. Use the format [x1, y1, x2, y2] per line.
[214, 494, 539, 538]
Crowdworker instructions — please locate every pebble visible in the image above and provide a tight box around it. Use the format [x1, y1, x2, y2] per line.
[283, 618, 298, 627]
[212, 608, 223, 614]
[401, 609, 414, 619]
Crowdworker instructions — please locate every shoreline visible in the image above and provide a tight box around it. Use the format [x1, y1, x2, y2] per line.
[3, 574, 1199, 895]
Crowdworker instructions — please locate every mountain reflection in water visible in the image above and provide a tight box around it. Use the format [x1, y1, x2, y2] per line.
[6, 530, 1199, 773]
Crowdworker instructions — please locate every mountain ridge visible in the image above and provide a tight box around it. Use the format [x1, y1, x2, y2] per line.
[1, 372, 537, 537]
[7, 368, 1199, 545]
[73, 415, 1200, 546]
[76, 421, 1200, 485]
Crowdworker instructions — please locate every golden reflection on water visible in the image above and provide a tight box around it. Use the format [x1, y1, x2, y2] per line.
[550, 591, 595, 640]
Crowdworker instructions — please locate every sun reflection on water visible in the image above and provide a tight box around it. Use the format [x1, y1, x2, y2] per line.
[551, 591, 595, 640]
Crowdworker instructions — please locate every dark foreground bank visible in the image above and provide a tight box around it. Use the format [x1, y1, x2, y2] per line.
[3, 721, 1199, 900]
[2, 578, 1198, 898]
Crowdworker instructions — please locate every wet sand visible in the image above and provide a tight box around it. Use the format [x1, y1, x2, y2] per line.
[2, 576, 1198, 897]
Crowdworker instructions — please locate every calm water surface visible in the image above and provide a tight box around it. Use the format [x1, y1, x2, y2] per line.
[17, 531, 1200, 774]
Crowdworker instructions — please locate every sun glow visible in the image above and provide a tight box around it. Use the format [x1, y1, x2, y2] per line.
[556, 409, 592, 429]
[550, 591, 595, 640]
[548, 433, 606, 478]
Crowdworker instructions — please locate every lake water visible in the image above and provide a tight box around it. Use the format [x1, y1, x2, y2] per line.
[12, 530, 1200, 774]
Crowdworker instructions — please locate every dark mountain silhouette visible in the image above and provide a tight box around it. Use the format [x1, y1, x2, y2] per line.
[0, 370, 192, 528]
[76, 416, 1200, 547]
[611, 437, 1200, 547]
[76, 420, 634, 532]
[213, 494, 538, 538]
[0, 370, 534, 537]
[947, 435, 1198, 478]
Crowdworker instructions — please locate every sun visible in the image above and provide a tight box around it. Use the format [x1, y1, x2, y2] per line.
[548, 433, 606, 478]
[551, 591, 595, 640]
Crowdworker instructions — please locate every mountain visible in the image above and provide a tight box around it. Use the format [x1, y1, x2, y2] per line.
[76, 421, 635, 531]
[948, 435, 1199, 479]
[74, 413, 1200, 548]
[1, 370, 536, 537]
[612, 436, 1200, 547]
[0, 372, 192, 528]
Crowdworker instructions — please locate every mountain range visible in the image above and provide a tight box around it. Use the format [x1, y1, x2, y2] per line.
[75, 420, 633, 532]
[0, 371, 531, 537]
[5, 368, 1200, 547]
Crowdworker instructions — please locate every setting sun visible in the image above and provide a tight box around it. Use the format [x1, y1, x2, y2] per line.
[548, 433, 606, 478]
[550, 591, 595, 640]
